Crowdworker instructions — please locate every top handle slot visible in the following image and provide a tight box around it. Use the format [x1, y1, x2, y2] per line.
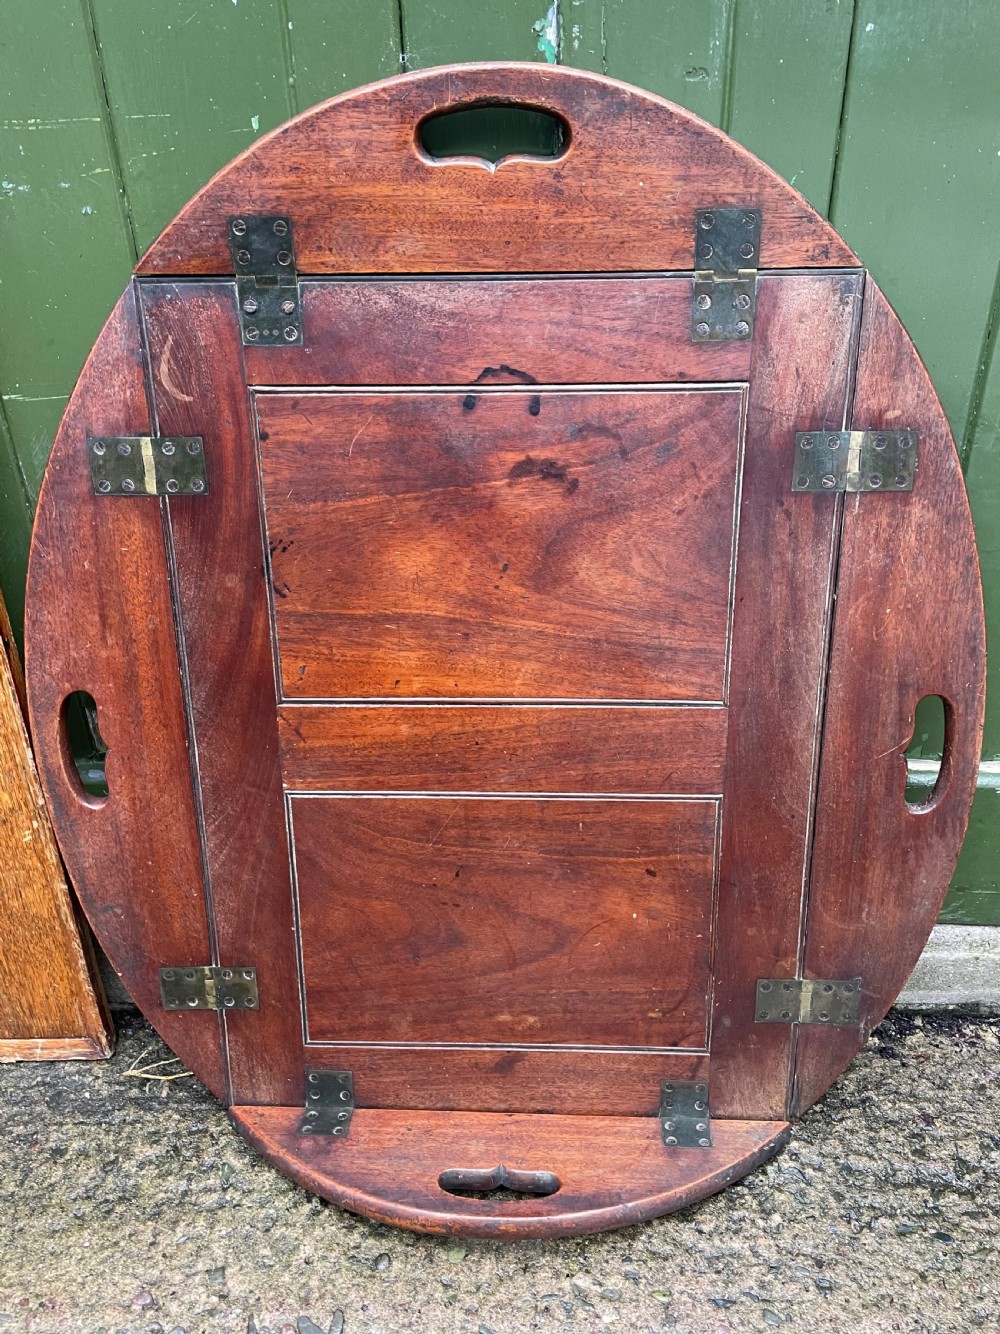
[417, 101, 570, 171]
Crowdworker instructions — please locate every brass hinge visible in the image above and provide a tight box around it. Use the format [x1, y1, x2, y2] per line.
[159, 965, 258, 1011]
[691, 207, 760, 342]
[229, 214, 302, 346]
[88, 436, 208, 496]
[659, 1079, 712, 1149]
[299, 1069, 355, 1138]
[791, 430, 917, 493]
[755, 977, 862, 1026]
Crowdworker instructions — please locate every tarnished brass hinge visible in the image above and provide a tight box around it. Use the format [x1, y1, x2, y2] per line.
[158, 965, 258, 1011]
[755, 977, 862, 1026]
[691, 207, 760, 342]
[299, 1069, 355, 1138]
[659, 1079, 712, 1149]
[229, 214, 302, 346]
[88, 436, 207, 496]
[791, 429, 917, 493]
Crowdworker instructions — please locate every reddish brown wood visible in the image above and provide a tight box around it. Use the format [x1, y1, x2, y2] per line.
[232, 1105, 790, 1239]
[24, 289, 223, 1096]
[139, 282, 301, 1108]
[792, 281, 987, 1114]
[257, 388, 745, 700]
[284, 1050, 710, 1117]
[242, 277, 751, 386]
[710, 272, 863, 1120]
[137, 65, 856, 277]
[278, 704, 727, 793]
[292, 796, 717, 1049]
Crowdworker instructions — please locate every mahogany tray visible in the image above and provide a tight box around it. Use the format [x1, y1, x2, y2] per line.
[25, 63, 985, 1239]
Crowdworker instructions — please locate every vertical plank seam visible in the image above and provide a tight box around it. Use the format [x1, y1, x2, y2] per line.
[826, 0, 862, 224]
[719, 0, 739, 135]
[133, 281, 232, 1105]
[0, 398, 34, 517]
[959, 257, 1000, 470]
[275, 0, 300, 119]
[79, 0, 140, 263]
[396, 0, 410, 73]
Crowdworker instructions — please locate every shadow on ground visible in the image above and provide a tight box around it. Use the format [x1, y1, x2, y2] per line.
[0, 1013, 997, 1333]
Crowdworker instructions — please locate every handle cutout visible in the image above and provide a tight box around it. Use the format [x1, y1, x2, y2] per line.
[438, 1164, 560, 1200]
[417, 102, 569, 171]
[60, 691, 108, 807]
[904, 693, 951, 812]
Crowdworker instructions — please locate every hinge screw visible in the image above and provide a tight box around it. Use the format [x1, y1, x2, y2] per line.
[735, 320, 750, 336]
[698, 243, 714, 261]
[97, 479, 111, 493]
[246, 326, 260, 341]
[695, 321, 710, 337]
[735, 292, 752, 310]
[165, 479, 179, 494]
[231, 218, 247, 237]
[283, 326, 298, 342]
[695, 293, 711, 310]
[191, 478, 205, 494]
[868, 474, 882, 488]
[187, 439, 201, 454]
[276, 250, 292, 266]
[280, 299, 296, 315]
[117, 441, 131, 456]
[121, 478, 135, 493]
[236, 248, 251, 265]
[273, 219, 288, 236]
[821, 474, 837, 489]
[243, 297, 259, 315]
[92, 440, 106, 456]
[161, 440, 176, 455]
[741, 212, 757, 227]
[740, 242, 755, 259]
[700, 212, 715, 229]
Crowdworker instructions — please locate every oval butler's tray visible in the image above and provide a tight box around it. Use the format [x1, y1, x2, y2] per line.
[25, 64, 985, 1239]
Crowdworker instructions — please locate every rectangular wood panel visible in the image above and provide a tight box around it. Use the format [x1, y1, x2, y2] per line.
[257, 388, 745, 701]
[243, 278, 751, 388]
[291, 796, 717, 1050]
[279, 704, 727, 794]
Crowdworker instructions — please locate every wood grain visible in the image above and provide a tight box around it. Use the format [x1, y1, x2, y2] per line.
[232, 1104, 790, 1239]
[0, 586, 110, 1054]
[139, 282, 302, 1108]
[257, 388, 744, 701]
[278, 704, 727, 793]
[241, 277, 751, 386]
[24, 289, 221, 1091]
[291, 796, 717, 1049]
[136, 64, 857, 276]
[709, 272, 863, 1119]
[793, 281, 987, 1115]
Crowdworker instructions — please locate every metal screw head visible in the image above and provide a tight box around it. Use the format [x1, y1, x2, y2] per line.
[246, 326, 260, 341]
[243, 994, 256, 1006]
[161, 440, 176, 455]
[283, 326, 298, 342]
[276, 250, 292, 266]
[695, 293, 711, 310]
[700, 212, 715, 230]
[333, 1126, 346, 1136]
[662, 1120, 675, 1131]
[190, 478, 205, 494]
[874, 435, 887, 450]
[186, 439, 201, 454]
[895, 474, 908, 487]
[243, 297, 259, 315]
[230, 218, 247, 237]
[898, 434, 911, 449]
[735, 320, 750, 337]
[868, 473, 883, 488]
[121, 478, 136, 493]
[664, 1135, 678, 1146]
[759, 982, 772, 992]
[698, 242, 714, 261]
[818, 1011, 830, 1022]
[301, 1124, 313, 1134]
[273, 219, 288, 236]
[92, 440, 106, 456]
[742, 211, 757, 227]
[779, 1009, 792, 1019]
[165, 478, 179, 494]
[163, 970, 175, 980]
[236, 248, 251, 265]
[280, 298, 296, 315]
[308, 1072, 319, 1083]
[739, 242, 755, 259]
[117, 440, 132, 457]
[698, 1137, 711, 1147]
[187, 996, 199, 1008]
[695, 321, 710, 337]
[827, 435, 841, 449]
[822, 983, 834, 993]
[223, 995, 235, 1007]
[97, 479, 112, 493]
[757, 1009, 769, 1019]
[800, 436, 814, 451]
[243, 969, 253, 979]
[821, 474, 837, 489]
[735, 291, 752, 310]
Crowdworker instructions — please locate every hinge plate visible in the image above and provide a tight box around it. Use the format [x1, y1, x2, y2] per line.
[755, 977, 862, 1026]
[229, 214, 302, 346]
[299, 1069, 355, 1138]
[159, 965, 258, 1011]
[89, 436, 207, 496]
[659, 1079, 712, 1148]
[791, 430, 917, 493]
[691, 207, 760, 342]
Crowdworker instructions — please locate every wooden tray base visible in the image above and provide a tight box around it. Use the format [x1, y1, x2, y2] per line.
[231, 1106, 790, 1239]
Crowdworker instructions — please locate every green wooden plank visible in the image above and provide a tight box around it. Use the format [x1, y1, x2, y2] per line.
[0, 0, 135, 496]
[286, 0, 401, 109]
[0, 406, 33, 639]
[90, 0, 293, 254]
[401, 0, 559, 66]
[940, 776, 1000, 926]
[728, 0, 855, 214]
[830, 1, 1000, 437]
[966, 329, 1000, 761]
[570, 0, 735, 127]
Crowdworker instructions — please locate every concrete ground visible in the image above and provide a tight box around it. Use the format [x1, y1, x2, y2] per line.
[0, 1012, 997, 1334]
